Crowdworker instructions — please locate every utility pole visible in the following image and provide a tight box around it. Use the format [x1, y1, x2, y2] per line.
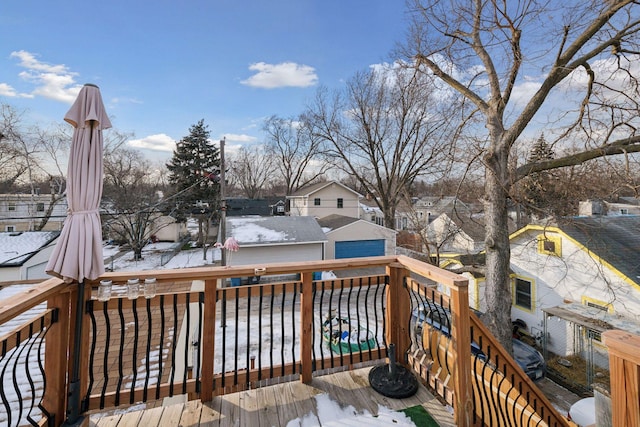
[219, 137, 227, 266]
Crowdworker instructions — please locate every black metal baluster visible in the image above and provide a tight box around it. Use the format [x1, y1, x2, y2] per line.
[246, 287, 251, 388]
[280, 283, 286, 377]
[130, 299, 139, 403]
[169, 294, 178, 396]
[156, 295, 165, 400]
[196, 292, 203, 392]
[221, 289, 227, 390]
[115, 298, 125, 406]
[234, 287, 240, 388]
[317, 280, 326, 370]
[291, 283, 297, 373]
[269, 285, 275, 379]
[328, 280, 336, 368]
[0, 340, 11, 427]
[11, 331, 25, 425]
[183, 294, 190, 394]
[86, 301, 97, 402]
[101, 301, 111, 408]
[258, 287, 263, 382]
[24, 324, 42, 424]
[35, 322, 53, 425]
[144, 298, 152, 402]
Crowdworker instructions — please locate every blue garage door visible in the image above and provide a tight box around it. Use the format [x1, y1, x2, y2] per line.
[335, 239, 385, 259]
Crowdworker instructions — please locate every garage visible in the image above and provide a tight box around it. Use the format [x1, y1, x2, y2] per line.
[335, 239, 385, 259]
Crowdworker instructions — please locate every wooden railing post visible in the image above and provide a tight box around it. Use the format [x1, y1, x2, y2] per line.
[385, 265, 411, 362]
[200, 279, 217, 401]
[43, 291, 71, 427]
[450, 278, 473, 427]
[603, 330, 640, 427]
[300, 272, 313, 383]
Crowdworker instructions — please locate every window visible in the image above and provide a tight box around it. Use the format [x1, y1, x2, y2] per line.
[314, 198, 321, 206]
[537, 234, 561, 257]
[5, 225, 15, 232]
[514, 277, 533, 311]
[36, 202, 45, 212]
[620, 208, 629, 215]
[337, 198, 343, 208]
[581, 296, 612, 313]
[8, 203, 16, 211]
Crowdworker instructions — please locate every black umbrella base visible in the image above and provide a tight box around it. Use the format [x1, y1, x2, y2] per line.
[368, 363, 419, 399]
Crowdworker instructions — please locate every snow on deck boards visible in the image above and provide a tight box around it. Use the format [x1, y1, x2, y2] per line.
[89, 367, 456, 427]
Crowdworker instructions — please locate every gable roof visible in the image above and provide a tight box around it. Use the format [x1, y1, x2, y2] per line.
[317, 214, 397, 235]
[0, 231, 60, 267]
[287, 181, 363, 198]
[512, 216, 640, 287]
[226, 216, 327, 246]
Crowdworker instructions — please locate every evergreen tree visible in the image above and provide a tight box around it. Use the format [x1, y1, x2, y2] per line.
[521, 134, 557, 218]
[166, 120, 220, 244]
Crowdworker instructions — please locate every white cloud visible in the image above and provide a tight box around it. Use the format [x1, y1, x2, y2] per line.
[0, 83, 22, 97]
[221, 133, 258, 143]
[128, 134, 176, 152]
[241, 62, 318, 89]
[5, 50, 82, 103]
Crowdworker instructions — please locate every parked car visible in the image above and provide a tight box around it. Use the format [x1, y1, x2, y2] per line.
[411, 301, 546, 381]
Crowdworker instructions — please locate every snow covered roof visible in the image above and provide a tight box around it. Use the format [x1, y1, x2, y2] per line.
[226, 216, 327, 246]
[0, 231, 60, 267]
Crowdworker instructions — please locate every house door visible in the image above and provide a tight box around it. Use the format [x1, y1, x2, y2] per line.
[335, 239, 385, 258]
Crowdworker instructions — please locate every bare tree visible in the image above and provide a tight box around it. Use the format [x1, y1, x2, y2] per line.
[405, 0, 640, 349]
[102, 146, 165, 261]
[304, 64, 458, 229]
[263, 115, 330, 195]
[228, 145, 276, 199]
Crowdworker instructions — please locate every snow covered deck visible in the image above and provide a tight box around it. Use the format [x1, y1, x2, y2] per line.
[90, 366, 456, 427]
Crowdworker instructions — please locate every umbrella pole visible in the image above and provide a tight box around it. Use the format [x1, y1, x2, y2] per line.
[64, 280, 86, 425]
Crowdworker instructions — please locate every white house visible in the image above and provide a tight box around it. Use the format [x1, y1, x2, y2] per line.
[287, 181, 362, 219]
[0, 193, 67, 232]
[506, 217, 640, 362]
[317, 214, 397, 259]
[0, 231, 60, 282]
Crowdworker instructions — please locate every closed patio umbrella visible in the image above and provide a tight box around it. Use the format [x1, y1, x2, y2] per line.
[46, 83, 111, 282]
[45, 83, 111, 425]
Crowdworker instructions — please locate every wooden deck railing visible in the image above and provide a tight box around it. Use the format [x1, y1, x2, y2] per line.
[0, 255, 581, 427]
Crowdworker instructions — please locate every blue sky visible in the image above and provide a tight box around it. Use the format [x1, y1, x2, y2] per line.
[0, 1, 408, 162]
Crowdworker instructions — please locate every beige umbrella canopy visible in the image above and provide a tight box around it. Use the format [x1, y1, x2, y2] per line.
[46, 83, 111, 283]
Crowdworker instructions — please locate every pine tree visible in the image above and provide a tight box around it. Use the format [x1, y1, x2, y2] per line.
[522, 134, 556, 218]
[166, 120, 220, 243]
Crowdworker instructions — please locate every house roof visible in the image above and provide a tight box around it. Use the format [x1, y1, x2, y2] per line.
[512, 216, 640, 286]
[226, 216, 327, 246]
[225, 198, 285, 216]
[287, 181, 363, 198]
[0, 231, 60, 267]
[316, 214, 397, 235]
[561, 216, 640, 284]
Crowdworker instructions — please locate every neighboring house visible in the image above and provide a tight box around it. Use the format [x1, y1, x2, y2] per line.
[426, 212, 486, 255]
[224, 216, 327, 267]
[287, 181, 362, 219]
[579, 197, 640, 216]
[505, 216, 640, 363]
[412, 196, 474, 228]
[0, 231, 60, 282]
[317, 214, 397, 259]
[151, 215, 189, 242]
[0, 193, 67, 232]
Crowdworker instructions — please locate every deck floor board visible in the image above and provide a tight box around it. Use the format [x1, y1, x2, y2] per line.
[88, 367, 455, 427]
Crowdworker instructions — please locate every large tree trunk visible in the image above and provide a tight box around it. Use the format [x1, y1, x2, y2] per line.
[482, 145, 513, 353]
